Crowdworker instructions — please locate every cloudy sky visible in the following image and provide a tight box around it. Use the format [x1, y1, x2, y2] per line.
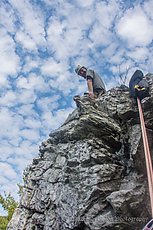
[0, 0, 153, 214]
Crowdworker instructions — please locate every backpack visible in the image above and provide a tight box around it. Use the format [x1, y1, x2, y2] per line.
[129, 70, 149, 100]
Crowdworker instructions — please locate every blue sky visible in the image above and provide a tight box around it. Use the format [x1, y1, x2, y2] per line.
[1, 0, 153, 215]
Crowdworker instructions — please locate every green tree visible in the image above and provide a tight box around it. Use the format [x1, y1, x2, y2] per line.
[0, 193, 18, 230]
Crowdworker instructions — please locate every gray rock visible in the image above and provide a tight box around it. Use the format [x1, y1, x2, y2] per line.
[7, 74, 153, 230]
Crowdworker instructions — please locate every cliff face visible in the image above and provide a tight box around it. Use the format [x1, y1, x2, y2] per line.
[7, 74, 153, 230]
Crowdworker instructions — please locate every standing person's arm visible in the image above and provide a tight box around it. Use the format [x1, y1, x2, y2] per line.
[87, 78, 94, 98]
[87, 78, 93, 92]
[86, 69, 94, 98]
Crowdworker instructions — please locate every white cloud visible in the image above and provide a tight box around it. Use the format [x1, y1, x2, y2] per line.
[143, 0, 153, 21]
[0, 90, 17, 107]
[89, 21, 112, 46]
[24, 117, 41, 130]
[41, 58, 66, 76]
[16, 89, 37, 104]
[9, 0, 46, 45]
[102, 42, 118, 59]
[16, 104, 36, 117]
[110, 49, 125, 65]
[16, 73, 49, 93]
[22, 56, 40, 73]
[14, 140, 38, 157]
[15, 31, 37, 51]
[76, 0, 95, 7]
[0, 29, 20, 86]
[40, 57, 78, 95]
[0, 108, 23, 139]
[41, 107, 74, 130]
[0, 163, 17, 180]
[46, 4, 94, 60]
[0, 141, 15, 160]
[95, 1, 119, 29]
[127, 47, 149, 61]
[7, 156, 32, 173]
[0, 2, 16, 33]
[20, 129, 40, 142]
[36, 95, 60, 112]
[116, 6, 153, 46]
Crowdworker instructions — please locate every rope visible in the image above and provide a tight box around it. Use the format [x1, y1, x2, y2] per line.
[137, 97, 153, 217]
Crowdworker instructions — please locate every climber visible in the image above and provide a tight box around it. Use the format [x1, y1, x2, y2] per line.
[129, 70, 153, 221]
[75, 65, 106, 98]
[129, 69, 150, 101]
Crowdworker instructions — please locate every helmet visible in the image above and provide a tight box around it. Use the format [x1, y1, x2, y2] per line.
[75, 65, 86, 74]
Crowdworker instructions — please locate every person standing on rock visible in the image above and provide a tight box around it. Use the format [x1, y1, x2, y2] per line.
[75, 65, 106, 98]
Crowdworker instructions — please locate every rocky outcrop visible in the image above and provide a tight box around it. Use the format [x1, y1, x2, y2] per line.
[7, 74, 153, 230]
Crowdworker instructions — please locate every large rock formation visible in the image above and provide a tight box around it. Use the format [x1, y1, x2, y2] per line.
[7, 74, 153, 230]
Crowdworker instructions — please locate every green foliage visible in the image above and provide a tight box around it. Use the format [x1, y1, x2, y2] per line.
[0, 193, 18, 229]
[0, 216, 8, 230]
